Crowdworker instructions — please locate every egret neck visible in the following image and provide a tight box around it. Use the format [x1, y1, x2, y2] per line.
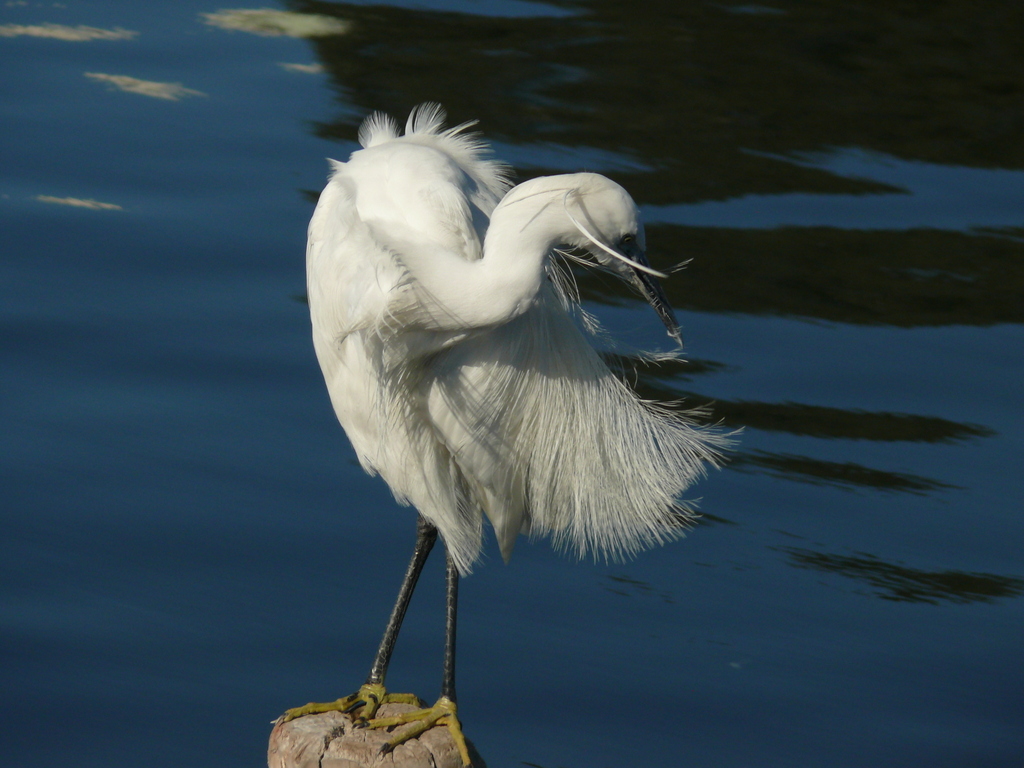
[394, 178, 580, 331]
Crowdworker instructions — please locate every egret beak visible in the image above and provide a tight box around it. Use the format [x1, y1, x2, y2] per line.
[620, 240, 683, 345]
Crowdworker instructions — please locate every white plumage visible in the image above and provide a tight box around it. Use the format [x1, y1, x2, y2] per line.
[306, 103, 728, 574]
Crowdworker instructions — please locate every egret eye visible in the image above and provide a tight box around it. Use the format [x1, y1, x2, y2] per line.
[620, 234, 636, 246]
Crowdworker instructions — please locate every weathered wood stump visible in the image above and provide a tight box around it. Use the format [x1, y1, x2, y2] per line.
[268, 702, 485, 768]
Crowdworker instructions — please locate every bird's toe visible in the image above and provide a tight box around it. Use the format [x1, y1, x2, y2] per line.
[369, 696, 472, 767]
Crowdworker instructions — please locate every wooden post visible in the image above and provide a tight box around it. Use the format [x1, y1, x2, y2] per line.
[268, 702, 484, 768]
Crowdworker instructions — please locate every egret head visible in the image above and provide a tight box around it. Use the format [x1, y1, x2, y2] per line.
[557, 174, 682, 344]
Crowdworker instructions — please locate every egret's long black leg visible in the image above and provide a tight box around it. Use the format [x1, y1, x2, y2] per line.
[441, 549, 459, 703]
[371, 548, 472, 766]
[367, 515, 437, 686]
[277, 516, 437, 725]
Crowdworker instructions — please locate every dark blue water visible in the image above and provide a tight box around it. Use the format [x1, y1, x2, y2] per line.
[3, 2, 1022, 767]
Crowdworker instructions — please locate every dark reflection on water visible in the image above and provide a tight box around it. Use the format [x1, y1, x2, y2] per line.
[291, 0, 1024, 175]
[608, 353, 995, 442]
[733, 450, 958, 495]
[655, 226, 1024, 327]
[604, 351, 992, 493]
[601, 574, 676, 603]
[702, 399, 996, 443]
[779, 548, 1024, 605]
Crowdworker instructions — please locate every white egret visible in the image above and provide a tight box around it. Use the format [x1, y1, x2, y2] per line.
[281, 104, 729, 765]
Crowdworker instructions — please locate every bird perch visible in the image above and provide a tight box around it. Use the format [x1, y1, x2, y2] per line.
[269, 703, 485, 768]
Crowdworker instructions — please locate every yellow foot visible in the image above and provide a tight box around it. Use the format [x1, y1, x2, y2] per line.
[278, 683, 424, 725]
[369, 695, 472, 767]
